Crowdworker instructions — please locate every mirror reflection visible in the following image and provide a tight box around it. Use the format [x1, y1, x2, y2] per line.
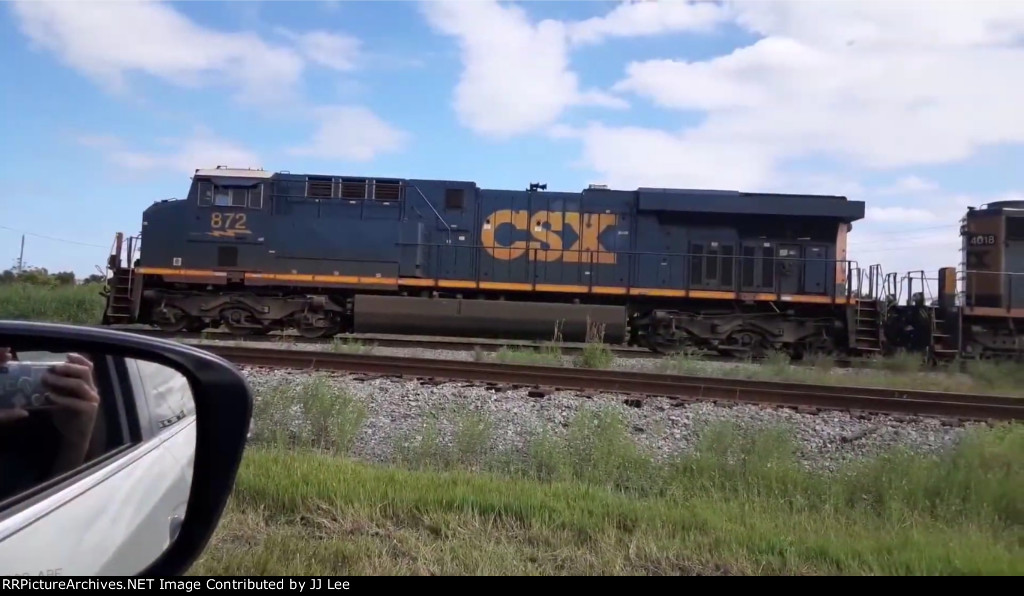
[0, 345, 196, 576]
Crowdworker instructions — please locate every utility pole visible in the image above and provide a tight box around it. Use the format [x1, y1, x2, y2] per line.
[16, 235, 24, 273]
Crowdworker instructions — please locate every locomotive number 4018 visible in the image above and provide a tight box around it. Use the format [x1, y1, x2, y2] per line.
[968, 233, 997, 246]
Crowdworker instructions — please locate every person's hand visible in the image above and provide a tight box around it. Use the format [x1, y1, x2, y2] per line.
[0, 347, 28, 424]
[40, 354, 101, 475]
[41, 354, 100, 411]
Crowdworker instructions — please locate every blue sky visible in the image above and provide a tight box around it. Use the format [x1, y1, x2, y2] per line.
[2, 0, 1023, 287]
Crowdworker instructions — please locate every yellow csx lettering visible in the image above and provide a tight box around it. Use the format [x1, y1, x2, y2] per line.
[481, 210, 618, 264]
[207, 212, 251, 238]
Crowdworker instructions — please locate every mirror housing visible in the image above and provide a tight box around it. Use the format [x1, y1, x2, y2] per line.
[0, 321, 253, 576]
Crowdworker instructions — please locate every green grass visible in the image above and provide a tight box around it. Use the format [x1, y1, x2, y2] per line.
[329, 337, 375, 354]
[189, 377, 1024, 576]
[491, 345, 564, 366]
[0, 282, 105, 324]
[575, 340, 614, 369]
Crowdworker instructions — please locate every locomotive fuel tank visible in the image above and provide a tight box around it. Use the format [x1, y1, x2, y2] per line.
[351, 294, 628, 343]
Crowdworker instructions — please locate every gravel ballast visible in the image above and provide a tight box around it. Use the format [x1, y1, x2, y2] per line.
[241, 366, 979, 473]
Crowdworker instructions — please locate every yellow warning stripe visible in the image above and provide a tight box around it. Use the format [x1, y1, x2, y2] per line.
[136, 267, 851, 305]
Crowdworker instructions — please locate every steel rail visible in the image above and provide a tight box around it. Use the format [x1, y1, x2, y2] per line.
[99, 325, 658, 357]
[199, 344, 1024, 422]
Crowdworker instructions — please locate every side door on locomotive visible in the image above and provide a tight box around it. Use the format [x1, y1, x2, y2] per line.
[0, 321, 252, 576]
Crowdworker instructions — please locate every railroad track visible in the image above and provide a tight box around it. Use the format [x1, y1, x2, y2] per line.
[199, 344, 1024, 423]
[103, 325, 879, 368]
[100, 325, 659, 357]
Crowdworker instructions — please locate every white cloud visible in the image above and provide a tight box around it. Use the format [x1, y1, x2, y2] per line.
[421, 0, 627, 138]
[425, 1, 1024, 190]
[88, 133, 261, 177]
[613, 40, 1024, 169]
[16, 2, 410, 166]
[733, 0, 1024, 50]
[10, 0, 305, 103]
[865, 206, 940, 224]
[552, 122, 775, 190]
[844, 186, 1024, 278]
[419, 0, 1003, 193]
[287, 106, 409, 162]
[567, 0, 731, 46]
[877, 175, 939, 196]
[845, 226, 960, 279]
[277, 29, 362, 72]
[576, 1, 1024, 189]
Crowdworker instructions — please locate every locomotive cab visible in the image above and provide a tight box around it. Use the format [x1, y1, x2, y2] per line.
[963, 200, 1024, 313]
[955, 201, 1024, 358]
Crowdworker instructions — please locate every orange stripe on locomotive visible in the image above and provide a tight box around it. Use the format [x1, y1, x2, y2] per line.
[136, 267, 854, 305]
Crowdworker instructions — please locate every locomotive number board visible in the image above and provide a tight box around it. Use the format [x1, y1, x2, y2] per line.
[967, 233, 998, 246]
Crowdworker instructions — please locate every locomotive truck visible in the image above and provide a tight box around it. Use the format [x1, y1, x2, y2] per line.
[99, 166, 1024, 361]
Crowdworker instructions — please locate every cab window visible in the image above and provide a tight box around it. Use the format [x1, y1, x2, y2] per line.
[197, 181, 263, 209]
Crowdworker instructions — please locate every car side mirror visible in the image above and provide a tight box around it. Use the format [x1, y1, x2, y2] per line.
[0, 321, 253, 576]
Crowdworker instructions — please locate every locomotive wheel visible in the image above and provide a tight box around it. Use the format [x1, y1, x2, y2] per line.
[640, 325, 688, 354]
[156, 319, 188, 333]
[647, 339, 686, 355]
[296, 325, 340, 339]
[295, 313, 341, 339]
[220, 308, 269, 336]
[185, 320, 207, 333]
[154, 306, 190, 333]
[644, 333, 687, 354]
[716, 330, 772, 359]
[222, 322, 269, 336]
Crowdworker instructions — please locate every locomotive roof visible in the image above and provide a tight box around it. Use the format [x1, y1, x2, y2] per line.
[194, 167, 273, 179]
[972, 200, 1024, 214]
[190, 167, 864, 221]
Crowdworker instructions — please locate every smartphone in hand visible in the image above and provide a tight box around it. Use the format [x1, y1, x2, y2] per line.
[0, 361, 57, 411]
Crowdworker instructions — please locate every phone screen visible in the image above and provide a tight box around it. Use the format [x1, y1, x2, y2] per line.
[0, 362, 55, 411]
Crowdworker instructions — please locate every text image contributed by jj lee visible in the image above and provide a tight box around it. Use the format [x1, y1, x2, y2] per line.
[2, 578, 352, 591]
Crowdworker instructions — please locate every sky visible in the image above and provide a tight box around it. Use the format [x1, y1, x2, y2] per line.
[2, 0, 1024, 293]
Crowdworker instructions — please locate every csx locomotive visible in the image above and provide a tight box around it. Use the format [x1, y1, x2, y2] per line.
[100, 166, 1024, 361]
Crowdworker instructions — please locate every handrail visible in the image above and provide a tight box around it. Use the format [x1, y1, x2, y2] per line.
[408, 184, 453, 245]
[900, 270, 938, 305]
[108, 232, 123, 272]
[410, 241, 858, 300]
[957, 268, 1024, 312]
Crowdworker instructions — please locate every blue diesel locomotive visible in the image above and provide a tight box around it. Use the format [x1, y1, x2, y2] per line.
[102, 166, 882, 358]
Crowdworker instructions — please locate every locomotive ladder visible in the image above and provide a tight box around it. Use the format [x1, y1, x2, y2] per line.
[929, 308, 959, 360]
[851, 299, 884, 354]
[101, 232, 137, 325]
[848, 264, 884, 355]
[104, 268, 134, 324]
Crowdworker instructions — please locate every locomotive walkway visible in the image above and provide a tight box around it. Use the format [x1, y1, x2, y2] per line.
[200, 344, 1023, 423]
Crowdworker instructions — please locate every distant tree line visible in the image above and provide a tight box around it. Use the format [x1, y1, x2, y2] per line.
[1, 266, 105, 286]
